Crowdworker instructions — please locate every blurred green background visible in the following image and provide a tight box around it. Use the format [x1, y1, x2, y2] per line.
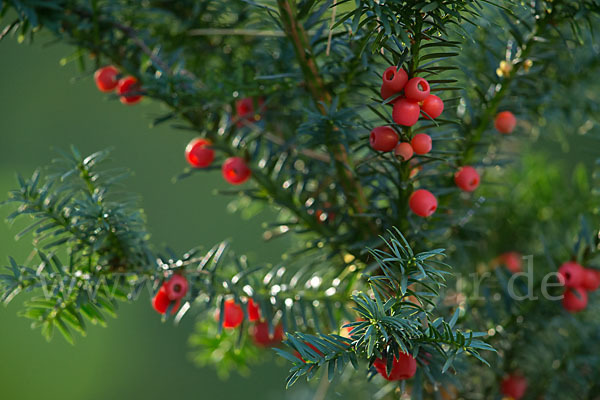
[0, 37, 292, 399]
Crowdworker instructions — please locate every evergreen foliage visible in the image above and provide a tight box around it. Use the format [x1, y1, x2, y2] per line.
[1, 0, 600, 398]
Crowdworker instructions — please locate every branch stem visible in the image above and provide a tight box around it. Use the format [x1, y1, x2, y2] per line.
[276, 0, 375, 236]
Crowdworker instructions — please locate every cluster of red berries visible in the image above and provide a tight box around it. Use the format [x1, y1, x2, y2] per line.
[373, 352, 417, 381]
[380, 66, 444, 125]
[501, 373, 528, 400]
[152, 274, 189, 315]
[558, 261, 600, 313]
[219, 298, 284, 347]
[371, 66, 483, 218]
[94, 65, 142, 104]
[185, 138, 251, 185]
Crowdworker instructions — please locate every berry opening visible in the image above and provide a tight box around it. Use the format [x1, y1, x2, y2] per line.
[173, 284, 182, 293]
[227, 169, 239, 179]
[418, 81, 429, 92]
[386, 70, 395, 80]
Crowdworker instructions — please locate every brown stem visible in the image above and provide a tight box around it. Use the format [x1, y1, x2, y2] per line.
[276, 0, 375, 235]
[277, 0, 331, 109]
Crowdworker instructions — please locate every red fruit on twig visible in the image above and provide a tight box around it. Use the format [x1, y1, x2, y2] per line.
[501, 374, 528, 400]
[221, 299, 244, 328]
[394, 142, 414, 161]
[373, 352, 417, 381]
[420, 94, 444, 119]
[404, 77, 430, 102]
[562, 287, 588, 313]
[185, 138, 215, 168]
[164, 274, 189, 301]
[558, 261, 586, 288]
[235, 97, 264, 126]
[247, 298, 261, 322]
[393, 98, 420, 126]
[582, 268, 600, 291]
[370, 126, 399, 152]
[152, 286, 180, 315]
[117, 76, 143, 104]
[409, 189, 437, 217]
[498, 252, 522, 273]
[252, 322, 284, 347]
[380, 66, 408, 99]
[411, 133, 432, 155]
[222, 157, 251, 185]
[494, 111, 516, 134]
[94, 66, 119, 92]
[454, 166, 480, 192]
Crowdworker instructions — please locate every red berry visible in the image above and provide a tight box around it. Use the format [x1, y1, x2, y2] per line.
[392, 98, 421, 126]
[582, 268, 600, 291]
[562, 287, 588, 313]
[370, 126, 399, 152]
[222, 157, 251, 185]
[409, 189, 437, 217]
[252, 322, 284, 347]
[454, 166, 480, 192]
[164, 274, 189, 301]
[373, 352, 417, 381]
[404, 77, 430, 102]
[394, 142, 414, 161]
[236, 98, 254, 116]
[411, 133, 432, 155]
[501, 374, 528, 400]
[380, 84, 397, 101]
[94, 66, 119, 92]
[494, 111, 516, 134]
[247, 298, 261, 322]
[236, 97, 262, 118]
[222, 299, 244, 328]
[380, 66, 408, 99]
[152, 287, 180, 315]
[185, 138, 215, 168]
[235, 97, 264, 126]
[499, 252, 522, 273]
[558, 261, 586, 288]
[117, 76, 142, 104]
[420, 94, 444, 119]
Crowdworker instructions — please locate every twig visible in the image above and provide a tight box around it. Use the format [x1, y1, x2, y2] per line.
[263, 132, 331, 163]
[276, 0, 375, 236]
[326, 1, 337, 56]
[462, 20, 547, 164]
[73, 8, 173, 74]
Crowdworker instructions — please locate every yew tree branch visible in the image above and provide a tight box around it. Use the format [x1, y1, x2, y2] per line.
[276, 0, 374, 234]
